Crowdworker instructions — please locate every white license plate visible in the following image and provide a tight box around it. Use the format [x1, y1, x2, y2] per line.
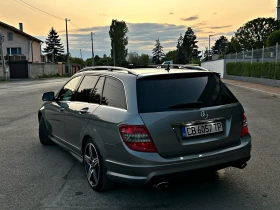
[182, 122, 223, 138]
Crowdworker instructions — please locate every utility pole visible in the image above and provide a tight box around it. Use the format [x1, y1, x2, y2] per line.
[0, 33, 6, 80]
[91, 32, 94, 66]
[209, 34, 215, 61]
[65, 18, 70, 75]
[80, 49, 83, 59]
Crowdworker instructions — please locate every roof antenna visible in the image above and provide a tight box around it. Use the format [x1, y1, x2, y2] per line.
[165, 63, 170, 72]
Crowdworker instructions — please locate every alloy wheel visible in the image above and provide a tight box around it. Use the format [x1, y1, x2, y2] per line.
[84, 143, 100, 187]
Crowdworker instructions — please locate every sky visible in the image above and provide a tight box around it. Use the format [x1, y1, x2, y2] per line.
[0, 0, 278, 59]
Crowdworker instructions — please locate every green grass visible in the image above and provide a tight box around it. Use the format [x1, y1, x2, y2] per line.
[38, 74, 70, 79]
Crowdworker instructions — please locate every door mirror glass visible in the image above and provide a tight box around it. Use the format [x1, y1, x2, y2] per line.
[42, 91, 55, 101]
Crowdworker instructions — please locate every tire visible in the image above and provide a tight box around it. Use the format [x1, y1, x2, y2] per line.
[83, 138, 114, 192]
[39, 116, 53, 145]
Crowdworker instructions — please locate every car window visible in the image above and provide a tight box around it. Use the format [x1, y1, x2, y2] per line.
[101, 77, 126, 110]
[137, 75, 238, 113]
[57, 76, 82, 101]
[74, 76, 99, 102]
[90, 77, 105, 104]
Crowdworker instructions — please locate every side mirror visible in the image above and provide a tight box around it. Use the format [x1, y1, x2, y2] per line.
[42, 91, 55, 101]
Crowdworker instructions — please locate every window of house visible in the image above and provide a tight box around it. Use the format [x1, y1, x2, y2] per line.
[102, 77, 127, 110]
[7, 48, 22, 55]
[7, 32, 13, 41]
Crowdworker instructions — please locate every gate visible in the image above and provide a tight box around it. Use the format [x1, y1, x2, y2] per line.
[8, 60, 29, 79]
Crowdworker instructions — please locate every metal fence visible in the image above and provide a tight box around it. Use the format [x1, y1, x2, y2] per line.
[224, 44, 280, 63]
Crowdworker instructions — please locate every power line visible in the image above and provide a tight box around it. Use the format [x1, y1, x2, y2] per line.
[14, 0, 64, 20]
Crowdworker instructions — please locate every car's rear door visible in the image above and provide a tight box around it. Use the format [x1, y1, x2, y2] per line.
[137, 73, 243, 158]
[63, 75, 105, 151]
[44, 76, 82, 141]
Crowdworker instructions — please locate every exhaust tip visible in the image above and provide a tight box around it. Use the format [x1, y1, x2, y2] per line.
[153, 182, 169, 190]
[233, 162, 247, 169]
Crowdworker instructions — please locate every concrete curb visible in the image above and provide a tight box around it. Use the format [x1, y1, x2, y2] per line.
[224, 82, 280, 99]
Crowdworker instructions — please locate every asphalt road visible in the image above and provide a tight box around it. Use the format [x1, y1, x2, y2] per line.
[0, 79, 280, 210]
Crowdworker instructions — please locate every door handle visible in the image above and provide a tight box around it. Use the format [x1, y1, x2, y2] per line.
[59, 107, 65, 112]
[79, 107, 89, 114]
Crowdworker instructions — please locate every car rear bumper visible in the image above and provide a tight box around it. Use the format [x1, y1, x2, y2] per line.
[105, 135, 251, 186]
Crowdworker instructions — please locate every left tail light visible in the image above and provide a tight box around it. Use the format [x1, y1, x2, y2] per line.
[119, 125, 157, 153]
[241, 112, 249, 137]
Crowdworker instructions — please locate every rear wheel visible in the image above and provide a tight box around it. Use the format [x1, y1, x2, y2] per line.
[39, 116, 53, 145]
[83, 139, 114, 192]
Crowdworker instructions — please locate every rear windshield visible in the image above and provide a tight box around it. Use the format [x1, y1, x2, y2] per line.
[137, 74, 238, 113]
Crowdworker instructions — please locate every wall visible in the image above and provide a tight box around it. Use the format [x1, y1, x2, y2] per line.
[201, 59, 225, 78]
[29, 63, 58, 79]
[29, 41, 41, 62]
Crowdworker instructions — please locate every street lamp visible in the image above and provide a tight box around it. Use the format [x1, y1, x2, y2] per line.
[209, 34, 215, 60]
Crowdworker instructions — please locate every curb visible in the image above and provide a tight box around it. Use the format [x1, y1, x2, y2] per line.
[224, 82, 280, 99]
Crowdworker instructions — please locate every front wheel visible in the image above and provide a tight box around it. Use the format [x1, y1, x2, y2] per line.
[39, 116, 53, 145]
[83, 139, 114, 192]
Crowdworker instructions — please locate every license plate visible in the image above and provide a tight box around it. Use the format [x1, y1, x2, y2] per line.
[182, 122, 223, 138]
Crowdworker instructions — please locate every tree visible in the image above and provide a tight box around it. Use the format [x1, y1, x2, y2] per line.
[162, 50, 178, 62]
[212, 36, 229, 55]
[139, 54, 150, 66]
[266, 30, 280, 47]
[181, 27, 200, 64]
[109, 19, 128, 66]
[43, 27, 64, 62]
[69, 57, 84, 65]
[127, 52, 139, 66]
[176, 34, 186, 64]
[232, 18, 280, 51]
[152, 38, 165, 64]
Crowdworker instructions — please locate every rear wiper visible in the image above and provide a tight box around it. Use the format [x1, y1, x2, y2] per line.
[168, 101, 203, 109]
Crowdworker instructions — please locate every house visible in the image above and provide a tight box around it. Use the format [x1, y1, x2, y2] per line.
[0, 21, 43, 79]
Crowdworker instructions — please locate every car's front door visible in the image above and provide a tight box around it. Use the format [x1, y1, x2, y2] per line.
[44, 76, 82, 142]
[63, 75, 105, 151]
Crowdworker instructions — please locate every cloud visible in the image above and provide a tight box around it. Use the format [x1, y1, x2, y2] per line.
[169, 12, 174, 15]
[207, 25, 232, 29]
[99, 13, 107, 16]
[180, 15, 199, 21]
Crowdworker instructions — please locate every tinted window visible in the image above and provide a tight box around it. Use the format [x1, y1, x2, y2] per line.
[75, 76, 99, 102]
[90, 77, 105, 104]
[102, 78, 126, 110]
[137, 75, 238, 113]
[57, 76, 81, 101]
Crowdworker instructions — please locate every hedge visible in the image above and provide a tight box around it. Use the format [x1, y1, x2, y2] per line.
[226, 62, 280, 80]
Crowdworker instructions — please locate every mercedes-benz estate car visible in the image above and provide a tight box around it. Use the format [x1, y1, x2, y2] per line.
[38, 66, 251, 191]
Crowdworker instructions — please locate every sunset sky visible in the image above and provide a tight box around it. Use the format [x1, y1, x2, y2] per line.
[0, 0, 278, 58]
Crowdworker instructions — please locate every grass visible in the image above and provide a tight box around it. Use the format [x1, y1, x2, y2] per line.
[38, 74, 70, 79]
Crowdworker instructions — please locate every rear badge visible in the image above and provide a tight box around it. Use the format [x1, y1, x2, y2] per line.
[201, 111, 208, 120]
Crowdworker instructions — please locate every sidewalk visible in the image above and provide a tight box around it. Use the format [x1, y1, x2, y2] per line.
[222, 79, 280, 98]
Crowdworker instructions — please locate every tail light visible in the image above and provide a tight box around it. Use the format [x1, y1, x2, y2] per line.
[119, 125, 157, 152]
[241, 112, 249, 137]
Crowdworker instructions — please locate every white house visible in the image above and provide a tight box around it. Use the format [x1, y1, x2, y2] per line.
[0, 21, 43, 79]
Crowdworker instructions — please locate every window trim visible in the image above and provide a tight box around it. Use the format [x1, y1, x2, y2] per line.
[100, 76, 128, 111]
[7, 47, 22, 55]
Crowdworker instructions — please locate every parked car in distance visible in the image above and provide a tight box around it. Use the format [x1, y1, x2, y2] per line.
[38, 66, 251, 191]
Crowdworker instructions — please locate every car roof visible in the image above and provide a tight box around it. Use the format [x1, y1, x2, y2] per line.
[77, 66, 210, 78]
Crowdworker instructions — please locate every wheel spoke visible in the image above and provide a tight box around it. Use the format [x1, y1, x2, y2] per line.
[87, 168, 93, 181]
[84, 155, 92, 165]
[89, 145, 94, 159]
[92, 168, 98, 184]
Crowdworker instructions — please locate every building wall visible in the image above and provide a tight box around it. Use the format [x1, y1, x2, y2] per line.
[201, 59, 225, 78]
[0, 25, 41, 62]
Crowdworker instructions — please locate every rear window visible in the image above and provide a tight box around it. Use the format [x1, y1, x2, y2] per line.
[137, 75, 238, 113]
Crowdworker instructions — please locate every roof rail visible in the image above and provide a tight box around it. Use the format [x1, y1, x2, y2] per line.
[77, 66, 138, 75]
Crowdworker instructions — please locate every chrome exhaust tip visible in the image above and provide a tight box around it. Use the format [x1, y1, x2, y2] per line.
[153, 182, 169, 190]
[233, 163, 247, 169]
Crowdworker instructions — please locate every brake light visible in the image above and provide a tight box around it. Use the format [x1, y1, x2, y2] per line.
[119, 125, 157, 152]
[241, 113, 249, 137]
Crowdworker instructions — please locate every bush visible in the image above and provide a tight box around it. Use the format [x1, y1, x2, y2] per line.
[226, 62, 280, 80]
